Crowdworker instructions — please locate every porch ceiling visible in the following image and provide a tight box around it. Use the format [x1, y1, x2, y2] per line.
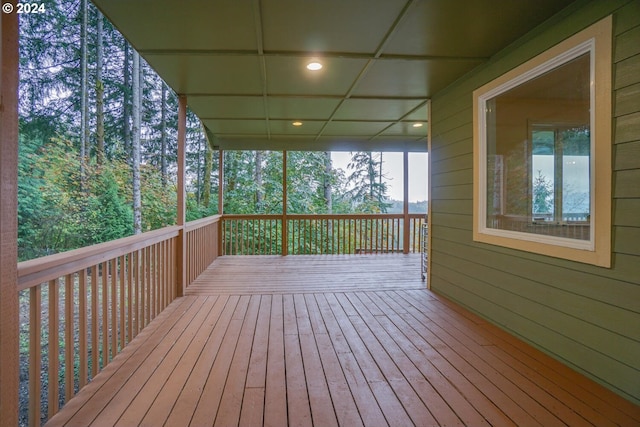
[92, 0, 575, 152]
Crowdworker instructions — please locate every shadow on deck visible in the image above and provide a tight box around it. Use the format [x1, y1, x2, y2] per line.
[45, 255, 640, 426]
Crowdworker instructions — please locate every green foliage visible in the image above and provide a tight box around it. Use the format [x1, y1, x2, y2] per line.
[287, 151, 334, 214]
[86, 167, 133, 243]
[140, 164, 176, 232]
[17, 136, 133, 259]
[18, 124, 48, 259]
[223, 151, 284, 214]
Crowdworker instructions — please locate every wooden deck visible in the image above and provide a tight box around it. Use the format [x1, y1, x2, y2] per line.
[46, 255, 640, 427]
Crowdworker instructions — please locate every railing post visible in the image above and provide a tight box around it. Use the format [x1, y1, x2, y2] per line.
[0, 6, 20, 425]
[176, 95, 187, 296]
[218, 150, 224, 256]
[282, 151, 288, 256]
[403, 151, 410, 254]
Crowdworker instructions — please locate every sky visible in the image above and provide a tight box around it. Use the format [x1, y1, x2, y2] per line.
[331, 152, 428, 202]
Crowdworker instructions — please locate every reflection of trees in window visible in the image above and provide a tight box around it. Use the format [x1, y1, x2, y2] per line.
[532, 170, 553, 215]
[531, 125, 590, 222]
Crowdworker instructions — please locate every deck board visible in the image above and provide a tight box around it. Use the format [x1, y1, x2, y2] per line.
[45, 255, 640, 427]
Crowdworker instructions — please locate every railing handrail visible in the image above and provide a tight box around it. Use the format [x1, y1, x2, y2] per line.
[222, 213, 426, 220]
[184, 214, 221, 232]
[18, 225, 181, 291]
[220, 214, 284, 220]
[287, 213, 425, 220]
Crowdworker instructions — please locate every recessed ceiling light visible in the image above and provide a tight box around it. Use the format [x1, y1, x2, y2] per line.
[306, 62, 323, 71]
[292, 121, 303, 126]
[412, 123, 424, 128]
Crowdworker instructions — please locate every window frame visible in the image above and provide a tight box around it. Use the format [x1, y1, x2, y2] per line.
[472, 16, 612, 267]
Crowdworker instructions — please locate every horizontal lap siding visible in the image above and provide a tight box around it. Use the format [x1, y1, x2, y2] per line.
[429, 0, 640, 404]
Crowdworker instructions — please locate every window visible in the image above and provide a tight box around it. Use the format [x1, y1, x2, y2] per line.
[473, 17, 612, 267]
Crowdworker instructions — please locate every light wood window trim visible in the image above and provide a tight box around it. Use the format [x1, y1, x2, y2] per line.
[472, 16, 612, 267]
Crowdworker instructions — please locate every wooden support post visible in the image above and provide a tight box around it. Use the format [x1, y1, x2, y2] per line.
[218, 150, 224, 215]
[403, 151, 410, 254]
[0, 6, 20, 426]
[176, 95, 187, 296]
[282, 151, 288, 256]
[426, 99, 432, 288]
[218, 150, 224, 256]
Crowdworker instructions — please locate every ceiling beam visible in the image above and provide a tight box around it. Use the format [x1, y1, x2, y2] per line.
[139, 49, 489, 63]
[213, 137, 428, 153]
[251, 0, 271, 139]
[315, 0, 421, 142]
[369, 99, 430, 139]
[187, 94, 429, 100]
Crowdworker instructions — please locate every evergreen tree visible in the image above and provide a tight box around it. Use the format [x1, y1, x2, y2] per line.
[532, 170, 553, 215]
[347, 151, 390, 212]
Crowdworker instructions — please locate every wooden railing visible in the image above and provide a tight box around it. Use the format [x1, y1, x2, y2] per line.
[222, 213, 426, 255]
[17, 212, 420, 425]
[17, 215, 219, 427]
[185, 215, 220, 285]
[222, 214, 283, 255]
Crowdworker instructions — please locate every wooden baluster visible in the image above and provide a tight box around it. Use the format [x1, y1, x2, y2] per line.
[119, 255, 126, 351]
[253, 219, 257, 255]
[347, 219, 351, 254]
[392, 218, 397, 252]
[133, 251, 140, 338]
[48, 279, 59, 418]
[370, 219, 374, 253]
[78, 270, 87, 388]
[110, 259, 117, 359]
[90, 266, 98, 377]
[145, 246, 151, 325]
[150, 245, 156, 320]
[161, 241, 167, 309]
[153, 244, 159, 317]
[64, 273, 74, 401]
[101, 261, 108, 367]
[186, 231, 190, 284]
[384, 218, 388, 252]
[233, 220, 238, 255]
[29, 286, 42, 427]
[127, 253, 133, 346]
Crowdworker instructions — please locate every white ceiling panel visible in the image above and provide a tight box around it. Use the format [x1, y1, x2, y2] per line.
[322, 121, 394, 136]
[353, 59, 485, 98]
[144, 55, 263, 95]
[381, 122, 429, 137]
[188, 96, 266, 119]
[260, 0, 407, 53]
[333, 98, 425, 121]
[268, 97, 340, 120]
[97, 0, 256, 52]
[269, 120, 326, 135]
[202, 119, 268, 135]
[265, 56, 369, 96]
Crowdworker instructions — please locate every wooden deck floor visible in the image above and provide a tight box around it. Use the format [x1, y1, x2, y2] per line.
[46, 255, 640, 427]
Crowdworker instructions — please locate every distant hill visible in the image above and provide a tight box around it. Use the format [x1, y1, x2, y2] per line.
[386, 200, 428, 214]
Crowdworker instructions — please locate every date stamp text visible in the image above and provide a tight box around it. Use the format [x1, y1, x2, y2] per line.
[3, 3, 47, 14]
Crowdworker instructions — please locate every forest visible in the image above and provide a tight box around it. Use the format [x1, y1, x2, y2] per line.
[18, 0, 426, 262]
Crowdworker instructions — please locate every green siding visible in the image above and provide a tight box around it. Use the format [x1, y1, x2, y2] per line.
[430, 0, 640, 404]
